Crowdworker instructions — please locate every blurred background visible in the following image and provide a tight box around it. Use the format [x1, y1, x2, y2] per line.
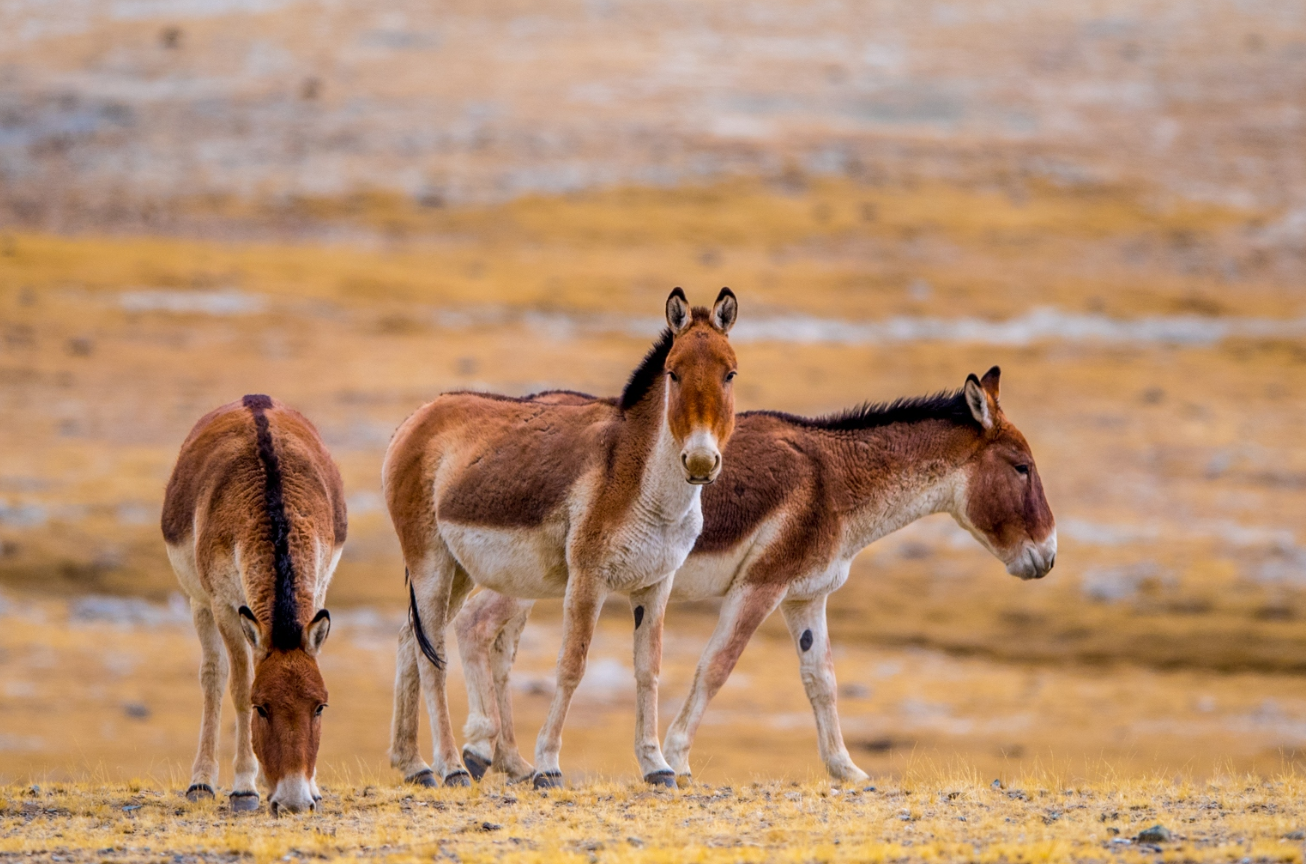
[0, 0, 1304, 786]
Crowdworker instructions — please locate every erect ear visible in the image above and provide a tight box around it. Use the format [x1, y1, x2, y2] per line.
[711, 287, 737, 334]
[665, 287, 691, 334]
[238, 606, 263, 651]
[303, 609, 331, 656]
[964, 373, 995, 431]
[979, 365, 1001, 404]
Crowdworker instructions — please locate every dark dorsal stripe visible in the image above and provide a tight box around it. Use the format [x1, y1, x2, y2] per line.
[242, 394, 301, 652]
[744, 387, 976, 433]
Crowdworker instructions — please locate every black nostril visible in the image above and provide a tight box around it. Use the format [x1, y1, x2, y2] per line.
[681, 453, 688, 466]
[713, 454, 720, 469]
[1047, 552, 1056, 571]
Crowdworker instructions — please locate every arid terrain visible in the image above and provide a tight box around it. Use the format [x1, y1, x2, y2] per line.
[1, 1, 1305, 861]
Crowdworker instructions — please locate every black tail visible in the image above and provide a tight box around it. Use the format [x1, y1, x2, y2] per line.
[243, 394, 301, 652]
[407, 570, 443, 669]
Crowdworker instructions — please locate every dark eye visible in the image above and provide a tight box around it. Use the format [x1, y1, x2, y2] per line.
[1014, 464, 1030, 476]
[668, 370, 679, 383]
[315, 704, 327, 717]
[255, 705, 269, 719]
[725, 370, 737, 383]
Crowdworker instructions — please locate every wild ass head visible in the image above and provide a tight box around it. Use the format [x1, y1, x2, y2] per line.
[661, 287, 739, 484]
[954, 366, 1057, 580]
[238, 605, 331, 814]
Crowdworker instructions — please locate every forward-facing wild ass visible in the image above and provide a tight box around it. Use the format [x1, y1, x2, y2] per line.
[455, 367, 1056, 783]
[384, 288, 739, 788]
[163, 395, 346, 813]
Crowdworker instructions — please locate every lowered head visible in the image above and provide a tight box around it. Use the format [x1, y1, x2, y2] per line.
[239, 606, 332, 814]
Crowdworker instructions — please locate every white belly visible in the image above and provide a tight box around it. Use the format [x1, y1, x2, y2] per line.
[670, 549, 748, 601]
[440, 522, 570, 599]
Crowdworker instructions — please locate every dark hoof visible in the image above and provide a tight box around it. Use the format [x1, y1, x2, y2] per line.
[675, 774, 693, 789]
[533, 771, 563, 790]
[645, 770, 676, 788]
[462, 748, 491, 782]
[229, 791, 260, 813]
[406, 769, 439, 788]
[444, 770, 472, 788]
[185, 783, 214, 802]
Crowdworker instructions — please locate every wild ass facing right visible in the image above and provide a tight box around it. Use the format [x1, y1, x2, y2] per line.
[456, 367, 1056, 783]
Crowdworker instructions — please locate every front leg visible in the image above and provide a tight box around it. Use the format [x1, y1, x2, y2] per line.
[779, 595, 867, 783]
[662, 582, 786, 780]
[629, 578, 675, 785]
[216, 616, 261, 811]
[410, 546, 473, 787]
[532, 573, 605, 788]
[186, 600, 227, 801]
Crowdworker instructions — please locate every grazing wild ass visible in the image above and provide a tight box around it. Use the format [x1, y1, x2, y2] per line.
[455, 367, 1056, 783]
[385, 288, 738, 788]
[163, 395, 346, 813]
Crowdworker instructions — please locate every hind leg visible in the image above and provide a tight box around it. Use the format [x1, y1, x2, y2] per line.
[455, 590, 535, 781]
[186, 601, 228, 800]
[408, 545, 472, 787]
[488, 599, 535, 780]
[389, 617, 431, 785]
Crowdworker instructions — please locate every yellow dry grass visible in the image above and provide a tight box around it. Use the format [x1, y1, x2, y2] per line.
[3, 774, 1305, 864]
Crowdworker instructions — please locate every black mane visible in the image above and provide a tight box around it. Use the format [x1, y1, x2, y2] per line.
[619, 328, 674, 412]
[242, 394, 301, 652]
[746, 387, 977, 432]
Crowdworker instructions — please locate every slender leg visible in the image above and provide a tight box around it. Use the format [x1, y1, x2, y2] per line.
[217, 615, 260, 810]
[662, 583, 787, 779]
[532, 574, 605, 787]
[410, 545, 470, 786]
[629, 578, 675, 784]
[389, 619, 432, 784]
[454, 591, 535, 781]
[488, 598, 536, 780]
[186, 601, 227, 800]
[779, 595, 868, 782]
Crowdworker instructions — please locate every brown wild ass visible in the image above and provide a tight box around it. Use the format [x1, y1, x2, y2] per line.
[454, 367, 1056, 783]
[163, 395, 345, 813]
[384, 288, 739, 788]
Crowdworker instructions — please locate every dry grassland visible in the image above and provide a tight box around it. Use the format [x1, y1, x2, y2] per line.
[4, 774, 1306, 864]
[1, 177, 1305, 859]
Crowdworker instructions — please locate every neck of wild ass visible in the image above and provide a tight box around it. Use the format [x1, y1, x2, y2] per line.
[837, 421, 984, 553]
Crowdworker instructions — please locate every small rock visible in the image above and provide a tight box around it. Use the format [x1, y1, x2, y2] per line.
[990, 779, 1003, 790]
[627, 837, 644, 848]
[862, 785, 877, 792]
[1285, 830, 1306, 841]
[1135, 824, 1171, 843]
[480, 822, 501, 832]
[123, 702, 151, 719]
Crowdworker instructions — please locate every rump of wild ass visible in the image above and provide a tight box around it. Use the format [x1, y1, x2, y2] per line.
[456, 366, 1056, 783]
[163, 395, 346, 814]
[385, 288, 739, 788]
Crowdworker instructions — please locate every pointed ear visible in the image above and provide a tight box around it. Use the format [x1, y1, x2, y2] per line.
[711, 287, 737, 333]
[238, 606, 263, 651]
[665, 287, 691, 334]
[979, 365, 1001, 403]
[303, 609, 331, 656]
[964, 374, 994, 431]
